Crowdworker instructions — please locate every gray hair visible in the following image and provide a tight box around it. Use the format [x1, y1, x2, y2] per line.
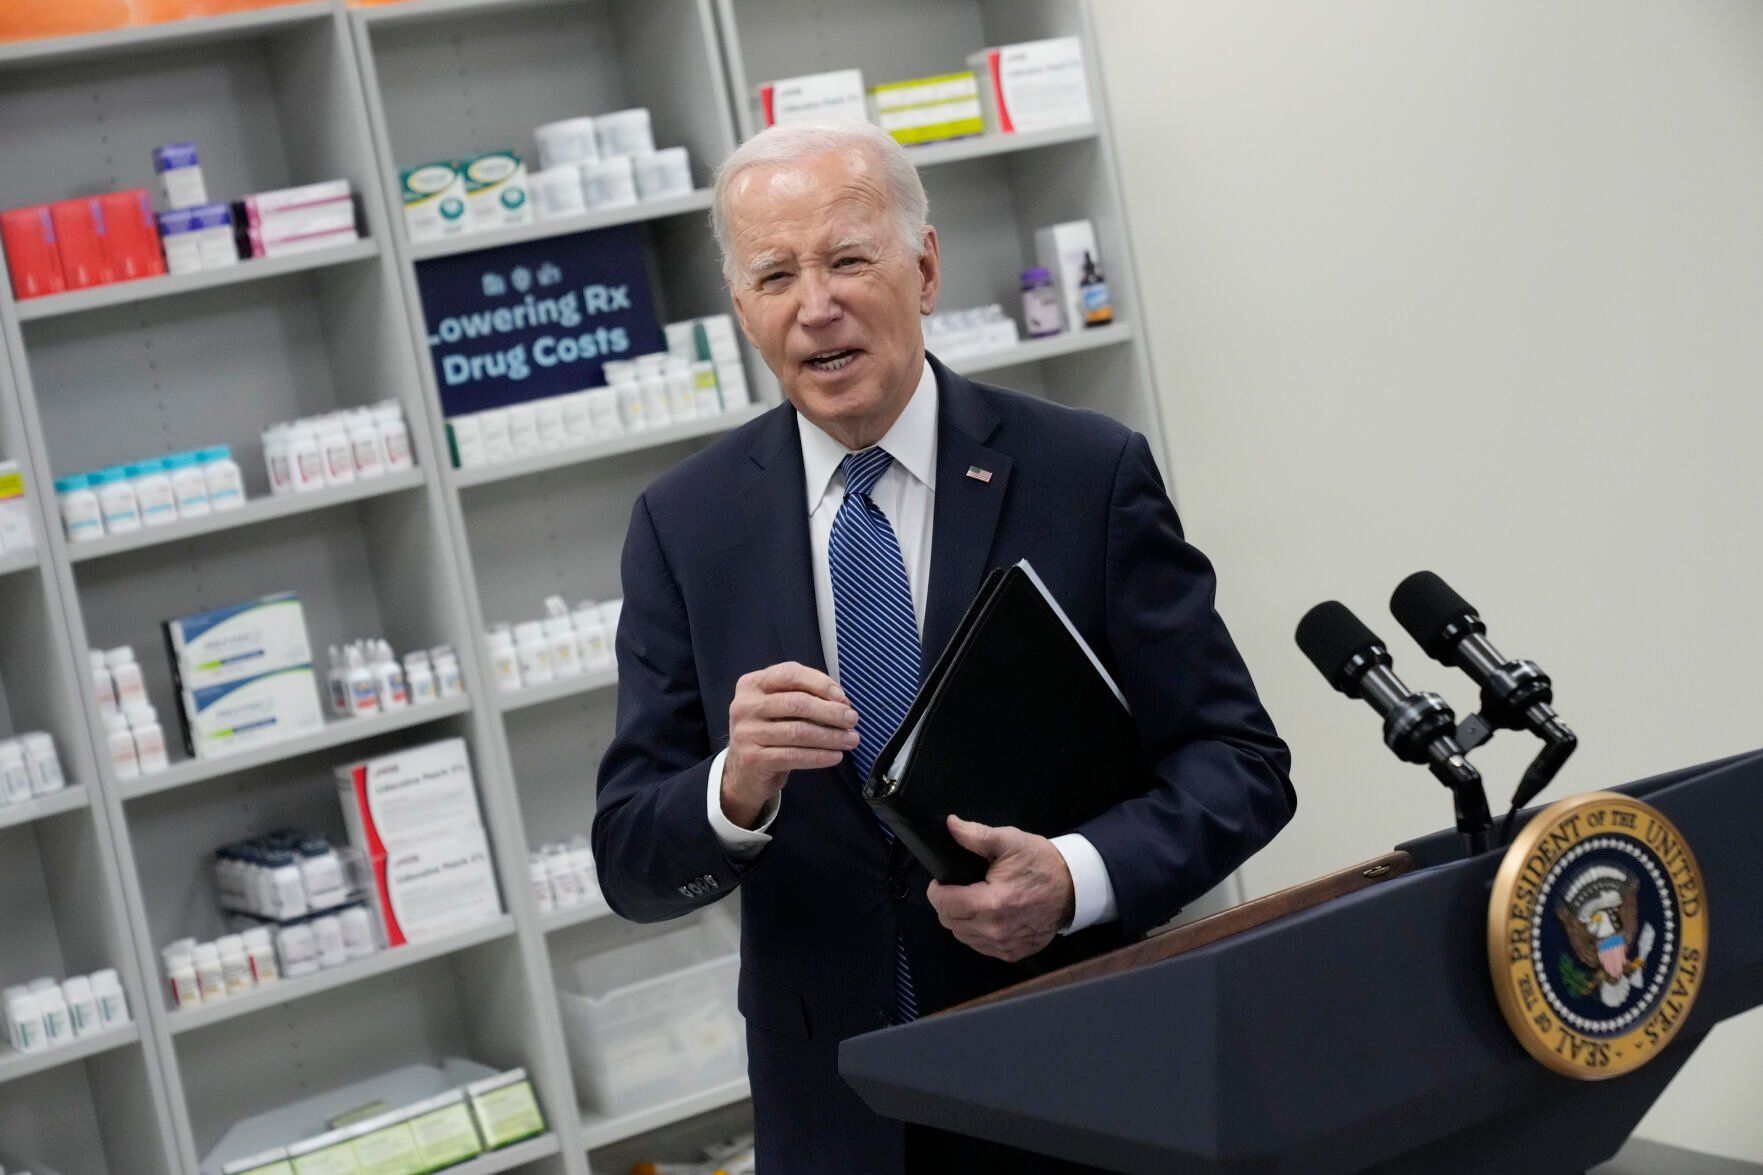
[711, 121, 930, 285]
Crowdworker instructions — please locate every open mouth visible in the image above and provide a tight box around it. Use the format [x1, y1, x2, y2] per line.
[804, 348, 862, 373]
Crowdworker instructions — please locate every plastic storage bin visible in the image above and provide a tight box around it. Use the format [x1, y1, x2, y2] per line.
[559, 917, 744, 1115]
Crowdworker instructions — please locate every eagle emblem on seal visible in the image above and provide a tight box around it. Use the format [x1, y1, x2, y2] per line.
[1555, 864, 1657, 1008]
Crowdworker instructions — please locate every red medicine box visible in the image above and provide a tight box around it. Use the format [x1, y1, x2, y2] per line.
[50, 197, 115, 290]
[0, 205, 68, 299]
[98, 189, 167, 280]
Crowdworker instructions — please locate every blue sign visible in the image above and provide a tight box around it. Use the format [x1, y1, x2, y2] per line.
[415, 224, 665, 417]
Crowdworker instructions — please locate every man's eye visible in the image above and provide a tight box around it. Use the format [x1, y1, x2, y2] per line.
[761, 272, 790, 287]
[834, 256, 863, 269]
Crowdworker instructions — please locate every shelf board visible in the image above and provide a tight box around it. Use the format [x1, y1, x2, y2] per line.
[946, 321, 1135, 377]
[15, 240, 380, 322]
[66, 469, 426, 563]
[168, 915, 516, 1034]
[0, 547, 39, 578]
[539, 898, 614, 935]
[0, 1023, 140, 1087]
[357, 0, 576, 28]
[0, 785, 89, 832]
[496, 666, 617, 713]
[410, 190, 715, 261]
[452, 405, 769, 490]
[447, 1133, 563, 1173]
[0, 2, 333, 70]
[118, 694, 471, 800]
[904, 123, 1098, 169]
[579, 1076, 751, 1150]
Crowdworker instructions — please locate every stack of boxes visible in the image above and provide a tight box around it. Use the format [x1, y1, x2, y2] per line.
[164, 592, 326, 761]
[242, 180, 361, 259]
[335, 738, 504, 947]
[0, 191, 166, 299]
[153, 142, 360, 276]
[217, 1068, 544, 1175]
[399, 150, 531, 243]
[757, 36, 1092, 143]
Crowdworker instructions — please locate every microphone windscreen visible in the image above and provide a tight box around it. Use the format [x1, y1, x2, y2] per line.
[1390, 571, 1476, 660]
[1295, 600, 1381, 685]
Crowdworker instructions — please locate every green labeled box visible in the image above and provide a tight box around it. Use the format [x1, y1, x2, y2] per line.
[465, 1068, 545, 1150]
[403, 1089, 485, 1171]
[288, 1127, 363, 1175]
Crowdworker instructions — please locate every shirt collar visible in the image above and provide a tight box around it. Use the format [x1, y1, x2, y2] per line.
[800, 357, 939, 515]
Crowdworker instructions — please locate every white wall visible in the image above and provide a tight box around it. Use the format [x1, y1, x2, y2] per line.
[1090, 0, 1763, 1161]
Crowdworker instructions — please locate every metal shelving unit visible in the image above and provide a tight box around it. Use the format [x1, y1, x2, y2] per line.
[113, 694, 473, 799]
[13, 241, 381, 322]
[64, 468, 425, 563]
[0, 784, 90, 831]
[0, 2, 1158, 1171]
[451, 405, 768, 490]
[164, 916, 517, 1035]
[408, 190, 716, 261]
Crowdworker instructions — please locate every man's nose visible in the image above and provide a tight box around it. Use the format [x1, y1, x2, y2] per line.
[795, 268, 841, 327]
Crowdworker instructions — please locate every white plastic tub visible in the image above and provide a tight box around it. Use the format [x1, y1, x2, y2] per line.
[559, 917, 745, 1115]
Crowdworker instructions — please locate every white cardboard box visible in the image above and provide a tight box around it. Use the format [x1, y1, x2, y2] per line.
[367, 828, 504, 946]
[758, 69, 867, 126]
[182, 666, 325, 760]
[335, 737, 486, 858]
[968, 37, 1093, 134]
[166, 591, 313, 692]
[1034, 219, 1101, 341]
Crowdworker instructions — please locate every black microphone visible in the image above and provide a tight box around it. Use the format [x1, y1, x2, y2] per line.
[1296, 601, 1491, 851]
[1389, 571, 1577, 816]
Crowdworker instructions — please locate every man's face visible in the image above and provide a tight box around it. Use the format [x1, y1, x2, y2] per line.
[724, 146, 940, 449]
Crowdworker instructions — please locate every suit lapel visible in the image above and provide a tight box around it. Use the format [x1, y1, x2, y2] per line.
[922, 355, 1012, 682]
[740, 403, 870, 800]
[742, 404, 828, 675]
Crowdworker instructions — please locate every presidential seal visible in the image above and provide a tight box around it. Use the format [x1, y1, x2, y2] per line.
[1487, 791, 1708, 1079]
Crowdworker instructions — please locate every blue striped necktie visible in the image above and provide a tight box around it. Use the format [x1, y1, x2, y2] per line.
[829, 446, 920, 1024]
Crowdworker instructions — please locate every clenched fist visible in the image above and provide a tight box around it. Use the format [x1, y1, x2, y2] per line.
[927, 815, 1076, 962]
[721, 661, 860, 829]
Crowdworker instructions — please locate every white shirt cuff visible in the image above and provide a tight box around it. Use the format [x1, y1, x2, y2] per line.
[706, 748, 778, 858]
[1050, 833, 1118, 934]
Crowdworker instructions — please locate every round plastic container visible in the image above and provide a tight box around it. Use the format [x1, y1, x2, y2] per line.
[54, 473, 104, 542]
[163, 451, 210, 517]
[126, 459, 178, 527]
[1019, 267, 1064, 338]
[534, 115, 600, 170]
[594, 108, 655, 159]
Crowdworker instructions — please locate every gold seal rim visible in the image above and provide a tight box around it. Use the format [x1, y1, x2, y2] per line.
[1486, 790, 1709, 1080]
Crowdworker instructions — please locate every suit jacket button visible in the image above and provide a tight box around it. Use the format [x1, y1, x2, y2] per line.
[887, 875, 909, 900]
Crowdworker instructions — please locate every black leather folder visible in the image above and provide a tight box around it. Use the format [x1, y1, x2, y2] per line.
[862, 560, 1151, 884]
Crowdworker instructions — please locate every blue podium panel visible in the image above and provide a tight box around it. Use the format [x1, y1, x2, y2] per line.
[840, 751, 1763, 1174]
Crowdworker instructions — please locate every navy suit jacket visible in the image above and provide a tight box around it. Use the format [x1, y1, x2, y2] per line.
[593, 356, 1294, 1173]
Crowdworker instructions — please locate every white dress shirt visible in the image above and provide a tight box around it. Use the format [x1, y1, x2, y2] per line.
[705, 358, 1118, 933]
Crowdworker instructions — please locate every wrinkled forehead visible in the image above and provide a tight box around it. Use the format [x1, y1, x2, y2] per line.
[725, 148, 895, 262]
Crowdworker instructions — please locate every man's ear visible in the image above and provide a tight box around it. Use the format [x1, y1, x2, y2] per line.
[917, 226, 941, 316]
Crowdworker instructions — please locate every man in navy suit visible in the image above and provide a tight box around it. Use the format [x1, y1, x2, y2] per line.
[594, 121, 1294, 1172]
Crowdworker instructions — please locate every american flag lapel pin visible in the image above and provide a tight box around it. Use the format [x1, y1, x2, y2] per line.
[965, 465, 993, 484]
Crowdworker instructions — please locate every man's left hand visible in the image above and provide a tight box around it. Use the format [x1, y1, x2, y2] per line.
[927, 815, 1076, 962]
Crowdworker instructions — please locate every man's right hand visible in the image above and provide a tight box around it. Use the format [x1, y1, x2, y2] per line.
[722, 662, 860, 829]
